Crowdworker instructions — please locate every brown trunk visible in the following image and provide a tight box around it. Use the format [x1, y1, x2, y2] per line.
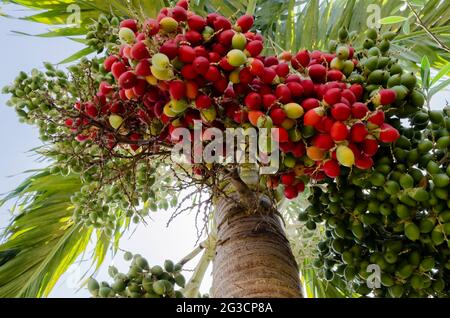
[211, 190, 302, 298]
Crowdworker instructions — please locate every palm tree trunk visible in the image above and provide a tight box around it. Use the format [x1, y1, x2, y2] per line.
[211, 178, 302, 298]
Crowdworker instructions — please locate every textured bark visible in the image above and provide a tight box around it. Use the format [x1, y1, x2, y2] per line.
[211, 192, 302, 298]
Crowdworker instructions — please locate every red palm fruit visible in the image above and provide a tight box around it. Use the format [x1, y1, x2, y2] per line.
[217, 29, 234, 46]
[178, 45, 196, 63]
[307, 146, 325, 161]
[185, 30, 203, 45]
[120, 19, 138, 32]
[323, 160, 340, 178]
[368, 110, 385, 126]
[193, 56, 210, 75]
[275, 62, 290, 78]
[342, 89, 356, 105]
[104, 55, 118, 72]
[131, 41, 149, 60]
[280, 141, 294, 153]
[317, 116, 335, 133]
[272, 127, 289, 143]
[264, 56, 279, 67]
[176, 0, 189, 9]
[296, 181, 305, 192]
[206, 12, 219, 26]
[218, 57, 234, 71]
[245, 92, 262, 110]
[260, 67, 277, 84]
[212, 43, 227, 56]
[302, 98, 320, 111]
[169, 80, 186, 100]
[238, 67, 253, 84]
[355, 154, 374, 170]
[194, 46, 208, 57]
[350, 84, 363, 101]
[195, 94, 212, 109]
[362, 137, 379, 156]
[144, 18, 159, 36]
[351, 102, 369, 119]
[263, 94, 277, 110]
[323, 88, 342, 106]
[135, 59, 151, 77]
[85, 102, 98, 118]
[207, 52, 220, 63]
[171, 5, 187, 22]
[270, 108, 286, 125]
[379, 123, 400, 143]
[65, 118, 74, 127]
[350, 122, 369, 143]
[111, 61, 127, 79]
[284, 186, 299, 200]
[248, 111, 265, 126]
[159, 40, 178, 59]
[213, 16, 232, 31]
[204, 66, 221, 82]
[99, 82, 113, 95]
[340, 97, 351, 107]
[180, 64, 197, 80]
[292, 143, 306, 158]
[246, 59, 262, 77]
[286, 82, 304, 98]
[281, 173, 295, 186]
[301, 79, 315, 97]
[275, 84, 292, 104]
[132, 79, 148, 96]
[233, 109, 248, 123]
[121, 45, 131, 60]
[304, 107, 325, 126]
[246, 40, 264, 57]
[234, 83, 248, 96]
[376, 88, 397, 105]
[327, 70, 344, 81]
[236, 14, 254, 33]
[313, 134, 334, 150]
[295, 50, 310, 68]
[214, 77, 228, 93]
[330, 121, 348, 141]
[188, 14, 206, 31]
[136, 33, 146, 41]
[308, 64, 327, 83]
[286, 74, 301, 83]
[280, 51, 293, 61]
[331, 103, 351, 121]
[118, 71, 137, 89]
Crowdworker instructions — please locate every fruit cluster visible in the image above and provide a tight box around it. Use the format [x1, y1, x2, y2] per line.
[297, 27, 450, 297]
[66, 1, 404, 201]
[88, 253, 186, 298]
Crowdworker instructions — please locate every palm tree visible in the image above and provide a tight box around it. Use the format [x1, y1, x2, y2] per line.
[1, 0, 449, 298]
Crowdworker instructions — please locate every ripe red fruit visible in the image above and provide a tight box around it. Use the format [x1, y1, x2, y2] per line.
[159, 40, 179, 59]
[181, 64, 198, 80]
[178, 45, 196, 63]
[308, 64, 327, 83]
[176, 0, 189, 9]
[245, 92, 262, 110]
[281, 173, 295, 186]
[193, 56, 210, 75]
[171, 5, 188, 22]
[260, 67, 277, 84]
[263, 94, 277, 110]
[186, 81, 199, 99]
[213, 16, 232, 31]
[217, 29, 234, 46]
[355, 154, 374, 170]
[270, 108, 286, 125]
[286, 82, 304, 98]
[248, 110, 264, 126]
[188, 15, 206, 31]
[351, 102, 369, 119]
[323, 160, 340, 178]
[275, 62, 290, 78]
[377, 89, 397, 105]
[120, 19, 138, 32]
[219, 57, 234, 71]
[302, 98, 320, 111]
[341, 89, 356, 105]
[350, 84, 363, 101]
[131, 42, 149, 60]
[362, 137, 379, 156]
[304, 108, 324, 126]
[284, 186, 298, 200]
[204, 66, 221, 82]
[237, 67, 253, 84]
[133, 79, 148, 96]
[379, 123, 400, 143]
[85, 102, 98, 118]
[118, 71, 137, 89]
[246, 40, 263, 57]
[350, 122, 369, 143]
[330, 121, 348, 141]
[272, 127, 289, 143]
[301, 79, 315, 97]
[316, 116, 335, 133]
[214, 77, 228, 93]
[327, 70, 344, 81]
[185, 30, 203, 45]
[275, 84, 291, 104]
[236, 14, 254, 33]
[331, 103, 351, 121]
[233, 110, 248, 123]
[313, 134, 334, 150]
[169, 80, 186, 100]
[144, 18, 159, 35]
[195, 94, 212, 109]
[296, 181, 305, 192]
[368, 110, 385, 126]
[99, 82, 113, 95]
[295, 50, 310, 68]
[104, 55, 118, 72]
[323, 88, 341, 106]
[249, 58, 265, 76]
[111, 61, 127, 79]
[135, 59, 152, 77]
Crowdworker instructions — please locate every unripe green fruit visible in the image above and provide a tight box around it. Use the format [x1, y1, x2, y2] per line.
[119, 27, 135, 44]
[405, 223, 420, 241]
[160, 17, 178, 33]
[232, 32, 247, 50]
[88, 278, 100, 296]
[366, 28, 378, 40]
[109, 114, 124, 129]
[379, 39, 390, 52]
[151, 265, 164, 276]
[391, 85, 409, 101]
[227, 49, 247, 67]
[409, 90, 425, 108]
[363, 38, 374, 49]
[400, 72, 417, 90]
[399, 174, 414, 189]
[390, 63, 403, 75]
[364, 56, 379, 71]
[368, 46, 381, 57]
[330, 57, 345, 70]
[342, 60, 354, 76]
[202, 26, 214, 42]
[382, 31, 397, 41]
[99, 286, 112, 298]
[338, 26, 348, 41]
[164, 260, 174, 273]
[336, 46, 349, 60]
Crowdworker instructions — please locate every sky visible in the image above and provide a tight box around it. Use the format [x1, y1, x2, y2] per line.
[0, 4, 211, 298]
[0, 3, 449, 299]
